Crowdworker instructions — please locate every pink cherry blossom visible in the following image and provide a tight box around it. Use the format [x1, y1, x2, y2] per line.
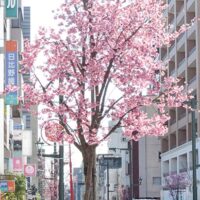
[19, 1, 193, 199]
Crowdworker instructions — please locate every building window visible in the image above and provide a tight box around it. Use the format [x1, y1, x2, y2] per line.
[13, 140, 22, 151]
[152, 177, 161, 185]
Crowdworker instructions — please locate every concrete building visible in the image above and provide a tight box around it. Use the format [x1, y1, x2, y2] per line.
[96, 121, 130, 200]
[22, 5, 39, 188]
[160, 0, 200, 199]
[130, 136, 161, 199]
[0, 0, 6, 174]
[0, 0, 25, 175]
[22, 7, 30, 40]
[0, 2, 38, 197]
[73, 167, 84, 200]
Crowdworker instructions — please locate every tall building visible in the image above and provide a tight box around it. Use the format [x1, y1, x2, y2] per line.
[0, 0, 5, 174]
[0, 0, 25, 175]
[160, 0, 200, 199]
[0, 2, 38, 197]
[22, 7, 30, 40]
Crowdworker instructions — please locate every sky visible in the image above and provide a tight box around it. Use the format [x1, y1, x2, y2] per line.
[22, 0, 64, 40]
[22, 0, 108, 170]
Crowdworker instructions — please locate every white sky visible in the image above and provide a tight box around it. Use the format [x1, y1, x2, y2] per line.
[22, 0, 108, 170]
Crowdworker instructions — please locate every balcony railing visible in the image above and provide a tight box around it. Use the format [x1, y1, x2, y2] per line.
[177, 32, 184, 43]
[162, 53, 167, 61]
[163, 172, 169, 177]
[169, 43, 175, 52]
[188, 76, 196, 84]
[171, 171, 177, 175]
[178, 111, 186, 120]
[177, 5, 184, 17]
[169, 68, 175, 76]
[188, 46, 196, 57]
[178, 57, 185, 68]
[179, 168, 187, 173]
[170, 118, 176, 125]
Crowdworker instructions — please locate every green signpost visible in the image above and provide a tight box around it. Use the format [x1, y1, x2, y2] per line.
[5, 0, 18, 18]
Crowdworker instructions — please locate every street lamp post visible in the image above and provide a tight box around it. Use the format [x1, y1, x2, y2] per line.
[35, 139, 63, 200]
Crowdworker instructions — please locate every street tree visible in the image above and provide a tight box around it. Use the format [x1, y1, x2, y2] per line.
[164, 172, 192, 200]
[20, 0, 190, 199]
[4, 173, 26, 200]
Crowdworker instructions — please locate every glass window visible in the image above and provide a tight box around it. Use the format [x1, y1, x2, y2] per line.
[153, 177, 161, 185]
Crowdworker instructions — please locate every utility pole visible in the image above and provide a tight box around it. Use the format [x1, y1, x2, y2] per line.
[59, 144, 64, 200]
[106, 160, 110, 200]
[59, 92, 64, 200]
[192, 98, 197, 200]
[69, 144, 74, 200]
[53, 143, 58, 200]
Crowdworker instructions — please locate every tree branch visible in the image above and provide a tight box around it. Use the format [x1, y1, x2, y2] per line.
[100, 106, 138, 142]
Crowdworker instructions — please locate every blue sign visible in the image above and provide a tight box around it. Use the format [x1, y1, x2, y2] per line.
[13, 123, 23, 130]
[100, 157, 122, 169]
[0, 181, 8, 192]
[5, 49, 18, 105]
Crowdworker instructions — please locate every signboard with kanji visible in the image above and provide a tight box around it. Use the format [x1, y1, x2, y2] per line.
[0, 181, 8, 192]
[5, 0, 18, 18]
[5, 40, 18, 105]
[100, 157, 122, 169]
[7, 180, 15, 192]
[0, 180, 15, 192]
[13, 157, 22, 172]
[24, 164, 36, 177]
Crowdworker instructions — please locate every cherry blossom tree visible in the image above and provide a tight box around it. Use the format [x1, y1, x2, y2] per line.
[20, 0, 190, 199]
[164, 173, 192, 200]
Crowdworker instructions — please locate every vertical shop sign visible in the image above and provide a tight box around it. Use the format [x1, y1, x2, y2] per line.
[13, 157, 22, 172]
[5, 0, 18, 18]
[0, 181, 8, 192]
[7, 180, 15, 192]
[5, 41, 18, 105]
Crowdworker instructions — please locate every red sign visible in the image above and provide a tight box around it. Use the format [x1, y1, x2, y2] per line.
[13, 157, 22, 172]
[24, 165, 36, 177]
[5, 40, 17, 52]
[7, 180, 15, 192]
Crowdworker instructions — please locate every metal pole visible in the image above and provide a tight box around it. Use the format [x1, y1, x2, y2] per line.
[192, 98, 197, 200]
[107, 160, 109, 200]
[59, 144, 64, 200]
[69, 144, 74, 200]
[51, 161, 54, 200]
[59, 79, 64, 200]
[53, 143, 57, 200]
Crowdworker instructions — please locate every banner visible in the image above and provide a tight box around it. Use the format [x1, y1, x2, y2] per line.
[13, 157, 22, 172]
[5, 0, 18, 18]
[0, 181, 8, 192]
[22, 130, 32, 156]
[5, 40, 18, 105]
[0, 180, 15, 192]
[24, 165, 36, 177]
[7, 180, 15, 192]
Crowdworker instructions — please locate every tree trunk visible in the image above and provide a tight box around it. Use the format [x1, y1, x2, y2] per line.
[82, 145, 96, 200]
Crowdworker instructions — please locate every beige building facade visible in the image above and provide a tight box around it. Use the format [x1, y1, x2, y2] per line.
[160, 0, 200, 199]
